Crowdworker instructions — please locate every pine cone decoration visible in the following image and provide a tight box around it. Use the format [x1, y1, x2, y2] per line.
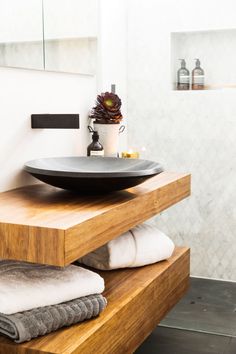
[90, 92, 123, 124]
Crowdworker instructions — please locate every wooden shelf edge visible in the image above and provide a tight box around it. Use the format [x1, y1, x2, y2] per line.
[0, 172, 191, 266]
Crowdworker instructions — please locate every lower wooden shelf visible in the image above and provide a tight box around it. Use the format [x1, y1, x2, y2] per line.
[0, 247, 189, 354]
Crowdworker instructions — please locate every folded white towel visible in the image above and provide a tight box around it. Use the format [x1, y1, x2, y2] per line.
[0, 260, 104, 315]
[79, 224, 175, 270]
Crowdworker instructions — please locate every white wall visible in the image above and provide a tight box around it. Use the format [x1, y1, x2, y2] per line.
[0, 0, 128, 192]
[127, 0, 236, 280]
[0, 67, 96, 192]
[0, 1, 99, 193]
[98, 0, 128, 151]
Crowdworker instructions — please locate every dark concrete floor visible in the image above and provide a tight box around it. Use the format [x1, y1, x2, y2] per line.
[136, 327, 235, 354]
[136, 277, 236, 354]
[162, 277, 236, 336]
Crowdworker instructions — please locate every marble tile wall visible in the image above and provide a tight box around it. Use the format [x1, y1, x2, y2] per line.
[127, 0, 236, 280]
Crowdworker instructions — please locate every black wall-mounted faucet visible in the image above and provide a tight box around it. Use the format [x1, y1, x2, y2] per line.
[31, 114, 80, 129]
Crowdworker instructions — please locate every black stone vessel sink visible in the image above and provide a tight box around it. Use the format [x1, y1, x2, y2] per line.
[24, 157, 163, 193]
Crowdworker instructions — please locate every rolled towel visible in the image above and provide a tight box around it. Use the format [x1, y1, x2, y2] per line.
[130, 224, 175, 266]
[79, 224, 175, 270]
[0, 260, 104, 315]
[0, 294, 107, 343]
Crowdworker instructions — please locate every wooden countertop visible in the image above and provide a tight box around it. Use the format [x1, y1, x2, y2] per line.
[0, 172, 191, 266]
[0, 247, 190, 354]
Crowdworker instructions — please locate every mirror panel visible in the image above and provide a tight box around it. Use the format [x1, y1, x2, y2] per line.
[0, 0, 44, 70]
[43, 0, 98, 75]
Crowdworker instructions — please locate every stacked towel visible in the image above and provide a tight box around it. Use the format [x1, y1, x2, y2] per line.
[0, 260, 104, 314]
[79, 224, 175, 270]
[0, 260, 106, 342]
[0, 295, 106, 343]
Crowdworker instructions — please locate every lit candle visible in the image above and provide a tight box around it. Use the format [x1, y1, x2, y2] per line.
[121, 149, 140, 159]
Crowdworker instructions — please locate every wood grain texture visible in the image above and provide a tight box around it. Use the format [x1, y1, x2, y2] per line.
[0, 224, 65, 266]
[0, 172, 190, 265]
[0, 247, 190, 354]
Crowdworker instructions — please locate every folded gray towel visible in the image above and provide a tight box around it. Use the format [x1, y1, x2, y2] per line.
[0, 294, 107, 343]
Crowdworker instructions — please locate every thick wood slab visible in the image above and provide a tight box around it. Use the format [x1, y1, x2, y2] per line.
[0, 247, 190, 354]
[0, 172, 190, 266]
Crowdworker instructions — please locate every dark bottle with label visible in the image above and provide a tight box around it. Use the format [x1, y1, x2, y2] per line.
[177, 59, 190, 90]
[192, 59, 204, 90]
[87, 131, 104, 157]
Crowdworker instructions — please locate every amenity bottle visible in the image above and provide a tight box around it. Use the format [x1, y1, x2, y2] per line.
[192, 59, 204, 90]
[87, 131, 104, 157]
[177, 59, 190, 90]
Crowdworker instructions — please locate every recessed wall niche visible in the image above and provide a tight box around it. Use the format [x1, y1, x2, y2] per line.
[171, 28, 236, 90]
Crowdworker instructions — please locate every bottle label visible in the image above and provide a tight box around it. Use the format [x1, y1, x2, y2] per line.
[179, 75, 190, 84]
[193, 75, 204, 85]
[90, 150, 104, 156]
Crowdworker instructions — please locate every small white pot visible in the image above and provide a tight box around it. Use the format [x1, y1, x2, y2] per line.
[94, 123, 124, 157]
